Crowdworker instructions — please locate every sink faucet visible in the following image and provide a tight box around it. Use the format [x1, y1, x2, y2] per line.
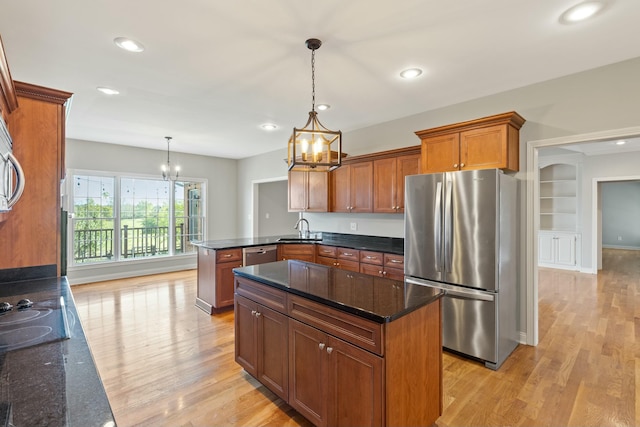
[294, 218, 310, 238]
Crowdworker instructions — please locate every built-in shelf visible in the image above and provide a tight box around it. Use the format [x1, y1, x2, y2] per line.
[539, 162, 579, 232]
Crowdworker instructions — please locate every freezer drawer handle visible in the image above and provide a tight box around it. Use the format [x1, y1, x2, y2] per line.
[446, 289, 494, 302]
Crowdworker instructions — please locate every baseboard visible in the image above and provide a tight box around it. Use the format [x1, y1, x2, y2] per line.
[67, 256, 197, 285]
[602, 245, 640, 251]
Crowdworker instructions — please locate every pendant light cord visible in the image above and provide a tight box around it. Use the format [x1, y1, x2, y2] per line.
[311, 47, 316, 113]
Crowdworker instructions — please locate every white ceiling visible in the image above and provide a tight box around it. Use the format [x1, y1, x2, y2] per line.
[1, 0, 640, 159]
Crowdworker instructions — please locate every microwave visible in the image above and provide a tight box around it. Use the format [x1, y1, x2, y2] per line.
[0, 114, 24, 212]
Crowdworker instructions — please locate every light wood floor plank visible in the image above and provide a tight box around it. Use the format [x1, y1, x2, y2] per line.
[72, 249, 640, 426]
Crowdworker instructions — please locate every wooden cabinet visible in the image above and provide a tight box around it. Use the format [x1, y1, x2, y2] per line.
[416, 111, 525, 173]
[288, 318, 383, 427]
[196, 247, 242, 313]
[331, 162, 373, 213]
[538, 231, 579, 270]
[373, 154, 420, 213]
[235, 294, 289, 400]
[235, 275, 443, 427]
[316, 245, 359, 272]
[360, 252, 404, 280]
[288, 170, 329, 212]
[0, 82, 73, 275]
[278, 244, 315, 262]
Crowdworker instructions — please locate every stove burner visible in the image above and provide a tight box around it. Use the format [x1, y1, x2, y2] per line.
[0, 325, 54, 350]
[0, 302, 12, 314]
[16, 298, 33, 310]
[0, 308, 52, 326]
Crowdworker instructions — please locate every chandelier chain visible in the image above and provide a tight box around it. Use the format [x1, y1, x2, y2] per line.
[311, 48, 316, 112]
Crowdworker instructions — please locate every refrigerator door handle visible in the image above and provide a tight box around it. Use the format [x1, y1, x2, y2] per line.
[444, 177, 453, 273]
[434, 181, 442, 271]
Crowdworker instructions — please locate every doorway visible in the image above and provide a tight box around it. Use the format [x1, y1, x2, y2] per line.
[526, 125, 640, 346]
[251, 177, 298, 237]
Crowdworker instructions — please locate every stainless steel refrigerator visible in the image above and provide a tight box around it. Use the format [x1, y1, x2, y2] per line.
[404, 169, 518, 370]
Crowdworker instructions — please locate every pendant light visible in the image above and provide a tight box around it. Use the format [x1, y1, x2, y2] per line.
[161, 136, 180, 181]
[287, 38, 343, 172]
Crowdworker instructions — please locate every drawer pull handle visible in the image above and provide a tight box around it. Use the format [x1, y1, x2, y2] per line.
[319, 343, 326, 350]
[390, 259, 403, 264]
[223, 254, 232, 258]
[342, 252, 353, 256]
[365, 256, 378, 260]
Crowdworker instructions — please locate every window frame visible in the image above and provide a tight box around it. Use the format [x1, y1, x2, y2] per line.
[66, 169, 206, 267]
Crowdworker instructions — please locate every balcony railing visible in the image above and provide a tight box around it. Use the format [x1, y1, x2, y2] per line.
[73, 224, 192, 262]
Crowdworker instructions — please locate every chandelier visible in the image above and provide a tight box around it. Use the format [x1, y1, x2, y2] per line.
[161, 136, 180, 181]
[287, 38, 343, 172]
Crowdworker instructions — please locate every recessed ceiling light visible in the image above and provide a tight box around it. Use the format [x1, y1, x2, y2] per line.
[97, 87, 120, 95]
[560, 1, 604, 23]
[114, 37, 145, 52]
[615, 140, 626, 145]
[317, 104, 330, 111]
[400, 68, 423, 79]
[261, 123, 277, 131]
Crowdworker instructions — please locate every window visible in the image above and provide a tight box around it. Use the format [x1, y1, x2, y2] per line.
[70, 173, 205, 265]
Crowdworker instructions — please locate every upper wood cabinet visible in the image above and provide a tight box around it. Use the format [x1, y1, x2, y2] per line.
[331, 162, 373, 213]
[373, 153, 420, 213]
[0, 82, 72, 275]
[416, 111, 525, 173]
[288, 170, 329, 212]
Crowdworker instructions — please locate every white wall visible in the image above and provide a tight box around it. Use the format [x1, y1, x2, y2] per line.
[65, 138, 238, 284]
[601, 181, 640, 249]
[237, 56, 640, 341]
[257, 180, 298, 236]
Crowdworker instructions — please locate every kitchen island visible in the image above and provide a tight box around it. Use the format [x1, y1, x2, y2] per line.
[233, 260, 443, 427]
[194, 232, 405, 313]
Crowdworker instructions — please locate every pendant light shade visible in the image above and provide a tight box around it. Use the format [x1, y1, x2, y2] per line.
[287, 38, 343, 172]
[161, 136, 180, 181]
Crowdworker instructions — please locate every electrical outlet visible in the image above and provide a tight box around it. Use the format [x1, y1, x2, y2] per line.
[350, 222, 357, 231]
[618, 236, 623, 241]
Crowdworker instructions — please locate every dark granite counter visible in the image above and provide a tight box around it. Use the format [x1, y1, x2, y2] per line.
[0, 276, 115, 427]
[194, 232, 405, 255]
[233, 260, 442, 323]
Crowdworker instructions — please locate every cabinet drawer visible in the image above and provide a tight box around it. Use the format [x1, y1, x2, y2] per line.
[384, 253, 404, 269]
[280, 244, 315, 257]
[216, 248, 242, 263]
[337, 247, 360, 261]
[288, 294, 383, 356]
[235, 276, 287, 314]
[316, 245, 337, 258]
[360, 251, 383, 265]
[334, 259, 359, 272]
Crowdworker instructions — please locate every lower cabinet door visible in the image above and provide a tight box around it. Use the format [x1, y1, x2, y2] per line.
[235, 295, 258, 377]
[328, 335, 383, 427]
[257, 305, 289, 401]
[289, 319, 328, 427]
[216, 261, 241, 308]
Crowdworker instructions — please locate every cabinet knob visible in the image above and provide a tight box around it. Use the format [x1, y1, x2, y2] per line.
[251, 310, 257, 316]
[255, 312, 261, 318]
[453, 163, 458, 168]
[378, 270, 383, 275]
[319, 343, 326, 350]
[326, 347, 333, 354]
[460, 163, 465, 168]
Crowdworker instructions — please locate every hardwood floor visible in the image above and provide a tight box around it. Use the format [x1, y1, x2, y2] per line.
[71, 249, 640, 426]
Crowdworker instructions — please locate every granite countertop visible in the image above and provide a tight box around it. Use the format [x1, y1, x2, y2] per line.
[194, 232, 405, 255]
[233, 260, 443, 323]
[0, 276, 115, 427]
